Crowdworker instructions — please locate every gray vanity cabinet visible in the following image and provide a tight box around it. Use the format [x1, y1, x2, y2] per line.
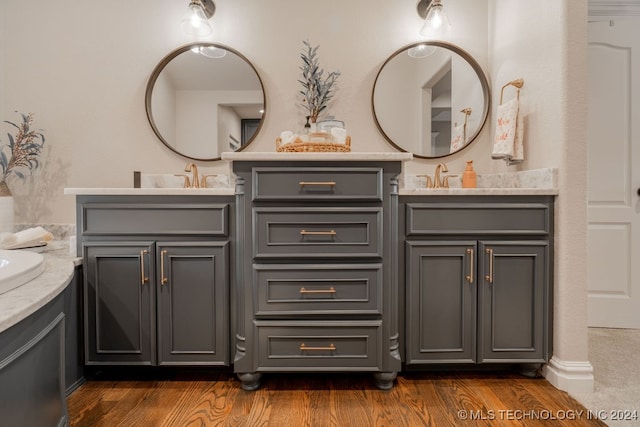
[84, 242, 156, 364]
[477, 241, 548, 363]
[232, 161, 403, 390]
[405, 241, 477, 363]
[77, 195, 232, 367]
[156, 242, 228, 365]
[402, 196, 553, 369]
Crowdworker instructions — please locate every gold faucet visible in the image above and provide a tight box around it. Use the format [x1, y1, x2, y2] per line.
[184, 162, 200, 188]
[416, 163, 454, 189]
[433, 163, 449, 188]
[416, 175, 434, 188]
[200, 174, 219, 188]
[174, 174, 191, 188]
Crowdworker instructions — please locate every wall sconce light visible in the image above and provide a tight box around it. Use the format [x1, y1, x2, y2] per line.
[417, 0, 451, 39]
[181, 0, 216, 38]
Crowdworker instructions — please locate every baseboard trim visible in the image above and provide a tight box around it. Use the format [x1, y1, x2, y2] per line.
[542, 356, 594, 394]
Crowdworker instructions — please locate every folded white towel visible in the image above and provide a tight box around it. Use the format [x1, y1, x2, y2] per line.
[331, 127, 347, 144]
[0, 232, 16, 247]
[280, 131, 295, 144]
[492, 97, 524, 164]
[450, 124, 465, 153]
[1, 226, 53, 250]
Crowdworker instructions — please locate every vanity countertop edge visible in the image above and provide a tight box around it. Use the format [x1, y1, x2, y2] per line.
[64, 187, 235, 196]
[399, 188, 559, 196]
[220, 151, 414, 161]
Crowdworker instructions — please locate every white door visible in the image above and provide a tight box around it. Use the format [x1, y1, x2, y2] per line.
[587, 19, 640, 328]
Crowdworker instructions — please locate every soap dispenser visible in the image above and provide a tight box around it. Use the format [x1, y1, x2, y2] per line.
[462, 160, 477, 188]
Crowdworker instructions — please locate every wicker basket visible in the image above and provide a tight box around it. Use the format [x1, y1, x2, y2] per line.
[276, 135, 351, 153]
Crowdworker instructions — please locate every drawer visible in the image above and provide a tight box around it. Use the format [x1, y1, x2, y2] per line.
[252, 167, 383, 201]
[255, 321, 381, 370]
[254, 264, 383, 316]
[81, 202, 229, 236]
[253, 208, 382, 258]
[406, 202, 551, 236]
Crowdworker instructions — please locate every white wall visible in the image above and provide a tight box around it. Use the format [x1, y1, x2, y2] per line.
[152, 71, 177, 147]
[373, 53, 423, 155]
[217, 104, 241, 154]
[489, 0, 591, 393]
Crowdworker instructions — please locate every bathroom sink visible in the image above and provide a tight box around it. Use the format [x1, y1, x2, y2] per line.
[0, 250, 45, 295]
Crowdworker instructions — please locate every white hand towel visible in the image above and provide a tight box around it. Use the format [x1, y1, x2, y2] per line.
[0, 232, 17, 247]
[280, 131, 295, 144]
[492, 97, 524, 164]
[331, 127, 347, 144]
[2, 226, 53, 249]
[450, 124, 465, 153]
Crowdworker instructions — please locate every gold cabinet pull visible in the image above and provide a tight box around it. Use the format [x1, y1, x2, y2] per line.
[485, 248, 494, 283]
[300, 287, 336, 294]
[300, 229, 337, 236]
[299, 181, 336, 187]
[300, 343, 336, 351]
[160, 250, 168, 286]
[466, 248, 474, 283]
[140, 250, 149, 285]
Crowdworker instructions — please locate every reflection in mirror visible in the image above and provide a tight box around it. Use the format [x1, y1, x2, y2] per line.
[145, 43, 265, 161]
[372, 41, 489, 158]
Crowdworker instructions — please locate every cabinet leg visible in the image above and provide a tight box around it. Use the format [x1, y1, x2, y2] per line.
[373, 371, 397, 390]
[519, 363, 542, 378]
[237, 372, 262, 391]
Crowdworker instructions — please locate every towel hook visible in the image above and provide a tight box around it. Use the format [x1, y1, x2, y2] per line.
[500, 78, 525, 104]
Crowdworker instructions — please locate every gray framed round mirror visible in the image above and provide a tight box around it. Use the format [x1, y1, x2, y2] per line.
[145, 42, 266, 161]
[372, 41, 490, 158]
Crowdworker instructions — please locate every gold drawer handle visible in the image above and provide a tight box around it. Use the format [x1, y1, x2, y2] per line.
[300, 229, 337, 236]
[300, 287, 336, 294]
[300, 343, 336, 351]
[466, 248, 474, 283]
[485, 248, 494, 283]
[140, 250, 149, 285]
[160, 250, 168, 286]
[299, 181, 336, 187]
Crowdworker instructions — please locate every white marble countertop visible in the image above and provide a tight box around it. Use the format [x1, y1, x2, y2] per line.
[221, 151, 413, 161]
[0, 241, 79, 333]
[400, 168, 558, 196]
[400, 187, 559, 196]
[64, 187, 235, 196]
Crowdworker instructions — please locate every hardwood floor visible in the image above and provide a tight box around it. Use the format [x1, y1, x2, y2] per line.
[67, 370, 607, 426]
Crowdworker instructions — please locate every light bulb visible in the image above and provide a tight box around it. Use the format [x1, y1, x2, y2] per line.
[408, 44, 436, 58]
[190, 45, 226, 58]
[181, 1, 213, 37]
[198, 46, 227, 58]
[419, 1, 451, 39]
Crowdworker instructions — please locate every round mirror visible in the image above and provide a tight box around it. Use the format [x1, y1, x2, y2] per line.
[145, 42, 266, 161]
[372, 41, 490, 158]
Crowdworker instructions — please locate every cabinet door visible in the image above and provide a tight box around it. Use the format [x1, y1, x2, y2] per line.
[84, 242, 155, 365]
[157, 242, 229, 365]
[478, 241, 548, 363]
[406, 241, 477, 364]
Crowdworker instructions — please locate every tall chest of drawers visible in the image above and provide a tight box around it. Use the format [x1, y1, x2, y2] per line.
[231, 159, 403, 390]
